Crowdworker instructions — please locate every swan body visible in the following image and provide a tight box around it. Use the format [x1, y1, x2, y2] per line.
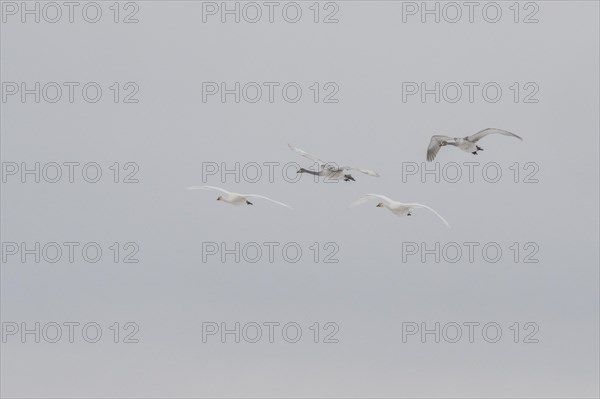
[289, 144, 379, 181]
[427, 128, 522, 161]
[297, 167, 355, 181]
[186, 186, 292, 209]
[350, 194, 450, 228]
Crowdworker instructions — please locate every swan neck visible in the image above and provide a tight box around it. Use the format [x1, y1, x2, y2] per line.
[299, 168, 319, 175]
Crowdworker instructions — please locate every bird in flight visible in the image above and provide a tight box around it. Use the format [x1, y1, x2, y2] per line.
[288, 144, 380, 182]
[350, 194, 450, 228]
[426, 128, 523, 161]
[186, 186, 292, 209]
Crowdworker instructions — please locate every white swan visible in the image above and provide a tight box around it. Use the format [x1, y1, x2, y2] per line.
[186, 186, 292, 209]
[288, 144, 380, 181]
[350, 194, 450, 228]
[427, 128, 523, 161]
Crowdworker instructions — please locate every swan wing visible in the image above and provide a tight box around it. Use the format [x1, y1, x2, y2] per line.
[467, 128, 523, 143]
[405, 203, 451, 228]
[342, 166, 381, 177]
[288, 144, 327, 166]
[243, 194, 293, 209]
[186, 185, 232, 194]
[427, 135, 453, 162]
[350, 193, 394, 208]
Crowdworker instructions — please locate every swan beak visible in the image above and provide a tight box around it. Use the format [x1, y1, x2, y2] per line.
[376, 203, 383, 207]
[216, 196, 221, 201]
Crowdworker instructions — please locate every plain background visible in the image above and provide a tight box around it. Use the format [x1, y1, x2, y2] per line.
[1, 1, 599, 397]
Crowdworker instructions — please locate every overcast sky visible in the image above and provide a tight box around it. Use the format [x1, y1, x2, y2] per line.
[1, 1, 599, 398]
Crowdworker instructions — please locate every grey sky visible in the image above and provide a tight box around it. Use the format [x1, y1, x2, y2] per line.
[1, 1, 599, 398]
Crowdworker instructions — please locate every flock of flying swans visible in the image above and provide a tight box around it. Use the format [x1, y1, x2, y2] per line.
[187, 128, 523, 228]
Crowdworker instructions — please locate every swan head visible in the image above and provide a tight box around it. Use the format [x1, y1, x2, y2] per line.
[376, 202, 384, 208]
[217, 196, 222, 201]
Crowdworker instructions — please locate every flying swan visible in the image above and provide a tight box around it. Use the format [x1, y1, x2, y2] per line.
[427, 128, 523, 161]
[186, 186, 292, 209]
[288, 144, 380, 181]
[350, 194, 450, 228]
